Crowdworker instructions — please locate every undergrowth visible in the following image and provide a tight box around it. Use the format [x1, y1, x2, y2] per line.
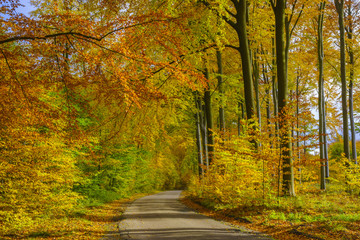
[186, 186, 360, 240]
[186, 132, 360, 240]
[0, 193, 150, 240]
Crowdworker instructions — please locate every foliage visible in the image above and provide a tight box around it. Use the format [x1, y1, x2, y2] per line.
[329, 157, 360, 194]
[1, 0, 360, 238]
[188, 122, 279, 208]
[329, 140, 360, 161]
[188, 137, 262, 208]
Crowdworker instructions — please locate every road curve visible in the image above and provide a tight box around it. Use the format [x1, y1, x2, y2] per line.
[118, 190, 272, 240]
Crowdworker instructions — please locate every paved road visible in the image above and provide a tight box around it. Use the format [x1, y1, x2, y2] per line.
[118, 191, 272, 240]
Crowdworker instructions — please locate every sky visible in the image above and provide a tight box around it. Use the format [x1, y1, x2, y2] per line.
[16, 0, 35, 16]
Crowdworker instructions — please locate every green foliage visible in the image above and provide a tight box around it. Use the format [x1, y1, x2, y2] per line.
[74, 145, 159, 205]
[268, 211, 287, 221]
[328, 140, 360, 162]
[329, 141, 345, 161]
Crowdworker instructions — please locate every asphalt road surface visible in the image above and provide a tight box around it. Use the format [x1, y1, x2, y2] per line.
[118, 190, 272, 240]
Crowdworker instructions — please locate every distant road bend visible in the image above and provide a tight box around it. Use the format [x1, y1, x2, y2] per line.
[118, 190, 272, 240]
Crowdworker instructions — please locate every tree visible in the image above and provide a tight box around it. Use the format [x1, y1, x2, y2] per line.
[200, 0, 255, 121]
[345, 0, 359, 164]
[317, 0, 327, 190]
[204, 67, 214, 165]
[217, 50, 226, 136]
[335, 0, 351, 160]
[271, 0, 294, 196]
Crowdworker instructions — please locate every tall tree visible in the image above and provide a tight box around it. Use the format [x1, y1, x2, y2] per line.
[195, 92, 205, 175]
[201, 0, 255, 120]
[253, 51, 262, 128]
[345, 0, 358, 164]
[270, 0, 295, 196]
[217, 50, 226, 136]
[317, 1, 327, 190]
[335, 0, 351, 160]
[204, 67, 214, 165]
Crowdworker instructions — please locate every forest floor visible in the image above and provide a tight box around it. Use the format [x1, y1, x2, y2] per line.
[181, 192, 360, 240]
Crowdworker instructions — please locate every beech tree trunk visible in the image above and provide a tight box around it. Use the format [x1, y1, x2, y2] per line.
[262, 63, 271, 135]
[217, 50, 225, 137]
[317, 1, 326, 190]
[235, 0, 255, 120]
[335, 0, 350, 160]
[204, 68, 214, 166]
[272, 0, 295, 196]
[201, 0, 255, 144]
[349, 75, 357, 163]
[346, 3, 357, 164]
[195, 92, 204, 176]
[198, 96, 209, 170]
[238, 98, 245, 136]
[324, 101, 329, 177]
[272, 37, 279, 137]
[296, 73, 302, 183]
[253, 51, 261, 128]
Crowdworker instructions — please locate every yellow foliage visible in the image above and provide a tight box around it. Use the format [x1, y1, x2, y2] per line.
[188, 135, 274, 208]
[0, 134, 80, 234]
[329, 157, 360, 194]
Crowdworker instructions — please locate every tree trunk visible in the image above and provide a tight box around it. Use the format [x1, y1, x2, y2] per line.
[195, 92, 204, 176]
[253, 51, 261, 128]
[324, 101, 329, 177]
[296, 73, 301, 184]
[273, 0, 295, 196]
[346, 4, 357, 164]
[335, 0, 350, 160]
[198, 96, 209, 170]
[238, 101, 241, 136]
[318, 1, 326, 190]
[272, 37, 279, 137]
[262, 63, 271, 136]
[349, 74, 357, 164]
[238, 98, 245, 136]
[204, 68, 214, 166]
[235, 0, 255, 120]
[217, 50, 225, 137]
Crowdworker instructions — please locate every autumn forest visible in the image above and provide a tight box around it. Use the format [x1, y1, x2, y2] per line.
[1, 0, 360, 239]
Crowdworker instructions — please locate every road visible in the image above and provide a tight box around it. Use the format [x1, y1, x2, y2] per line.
[118, 190, 272, 240]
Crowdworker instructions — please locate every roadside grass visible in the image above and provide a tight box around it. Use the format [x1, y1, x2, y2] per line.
[182, 188, 360, 240]
[0, 193, 149, 240]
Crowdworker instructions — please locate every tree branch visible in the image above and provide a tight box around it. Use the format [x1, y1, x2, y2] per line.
[1, 49, 31, 106]
[225, 44, 240, 51]
[198, 0, 237, 28]
[288, 0, 299, 23]
[225, 7, 237, 19]
[290, 4, 304, 38]
[270, 0, 275, 11]
[0, 19, 173, 45]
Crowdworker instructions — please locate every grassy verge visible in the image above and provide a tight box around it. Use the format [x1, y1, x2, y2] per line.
[0, 193, 149, 240]
[182, 190, 360, 240]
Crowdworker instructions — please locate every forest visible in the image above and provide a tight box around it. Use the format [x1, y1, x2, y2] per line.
[1, 0, 360, 239]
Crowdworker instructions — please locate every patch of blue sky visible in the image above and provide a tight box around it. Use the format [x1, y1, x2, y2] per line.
[17, 0, 35, 16]
[0, 0, 32, 21]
